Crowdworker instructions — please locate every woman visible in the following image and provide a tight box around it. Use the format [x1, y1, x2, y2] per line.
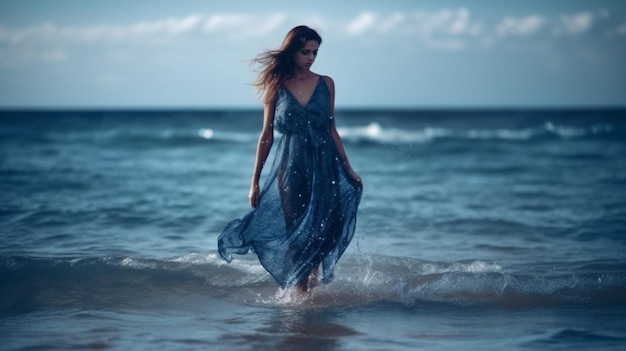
[218, 25, 362, 293]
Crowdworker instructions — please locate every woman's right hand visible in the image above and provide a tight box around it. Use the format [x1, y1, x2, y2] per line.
[249, 182, 260, 208]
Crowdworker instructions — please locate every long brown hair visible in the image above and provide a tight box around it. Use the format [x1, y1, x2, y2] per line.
[252, 25, 322, 104]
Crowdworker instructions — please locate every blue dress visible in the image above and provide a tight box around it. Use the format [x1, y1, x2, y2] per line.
[218, 76, 363, 289]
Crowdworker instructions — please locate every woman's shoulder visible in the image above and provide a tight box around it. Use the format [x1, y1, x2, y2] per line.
[319, 74, 334, 86]
[319, 75, 335, 95]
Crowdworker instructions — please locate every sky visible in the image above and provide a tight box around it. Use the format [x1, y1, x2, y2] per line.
[1, 0, 625, 108]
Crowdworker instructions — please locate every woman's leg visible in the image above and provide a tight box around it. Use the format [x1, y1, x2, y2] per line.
[294, 265, 319, 293]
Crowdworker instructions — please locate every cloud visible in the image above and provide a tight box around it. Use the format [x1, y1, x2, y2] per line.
[255, 13, 288, 37]
[0, 8, 623, 59]
[203, 13, 287, 40]
[345, 11, 410, 36]
[346, 9, 482, 37]
[203, 14, 247, 32]
[378, 12, 405, 33]
[559, 12, 593, 35]
[0, 9, 615, 47]
[0, 13, 292, 45]
[343, 9, 482, 50]
[496, 15, 545, 36]
[346, 12, 377, 35]
[446, 8, 473, 35]
[411, 8, 482, 37]
[0, 14, 205, 44]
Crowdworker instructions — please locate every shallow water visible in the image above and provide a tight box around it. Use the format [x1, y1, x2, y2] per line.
[1, 109, 626, 350]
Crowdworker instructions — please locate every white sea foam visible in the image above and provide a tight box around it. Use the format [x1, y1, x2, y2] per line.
[198, 128, 254, 143]
[336, 121, 615, 144]
[117, 257, 162, 270]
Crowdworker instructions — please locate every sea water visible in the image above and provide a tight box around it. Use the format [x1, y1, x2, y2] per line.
[1, 109, 626, 350]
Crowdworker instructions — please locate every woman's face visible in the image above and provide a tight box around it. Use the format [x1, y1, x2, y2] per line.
[293, 40, 320, 71]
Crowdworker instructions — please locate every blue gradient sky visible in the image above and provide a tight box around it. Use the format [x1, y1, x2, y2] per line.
[1, 0, 625, 108]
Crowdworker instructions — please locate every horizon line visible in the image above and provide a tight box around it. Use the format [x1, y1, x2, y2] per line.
[1, 104, 626, 112]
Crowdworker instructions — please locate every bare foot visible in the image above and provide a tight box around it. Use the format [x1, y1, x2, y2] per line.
[294, 266, 319, 294]
[308, 266, 319, 290]
[295, 278, 309, 294]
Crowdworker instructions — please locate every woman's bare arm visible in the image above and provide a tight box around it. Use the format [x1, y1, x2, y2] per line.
[249, 100, 275, 207]
[324, 76, 362, 185]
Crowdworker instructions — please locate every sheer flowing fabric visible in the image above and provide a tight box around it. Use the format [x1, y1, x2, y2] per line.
[218, 77, 362, 289]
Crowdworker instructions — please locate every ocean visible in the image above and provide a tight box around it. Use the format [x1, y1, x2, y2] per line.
[1, 108, 625, 350]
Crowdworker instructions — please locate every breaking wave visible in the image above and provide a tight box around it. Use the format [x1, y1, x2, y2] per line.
[2, 253, 625, 312]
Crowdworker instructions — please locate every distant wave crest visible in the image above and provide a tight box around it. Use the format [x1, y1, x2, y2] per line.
[16, 120, 618, 149]
[42, 128, 257, 148]
[337, 121, 617, 145]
